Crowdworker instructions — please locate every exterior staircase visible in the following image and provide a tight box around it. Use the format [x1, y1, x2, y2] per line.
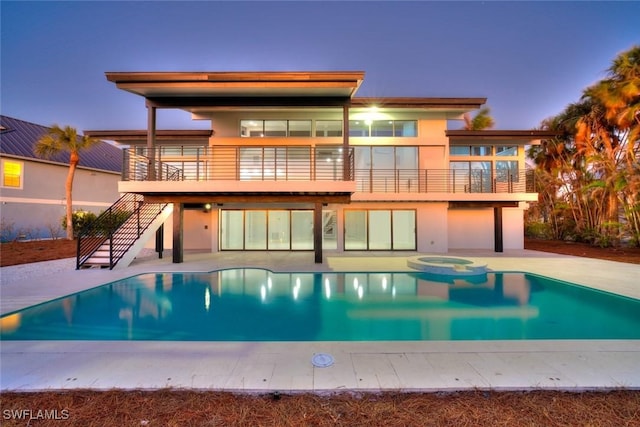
[76, 193, 172, 270]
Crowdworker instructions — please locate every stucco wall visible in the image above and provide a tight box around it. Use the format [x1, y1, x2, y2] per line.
[447, 206, 525, 250]
[416, 203, 448, 253]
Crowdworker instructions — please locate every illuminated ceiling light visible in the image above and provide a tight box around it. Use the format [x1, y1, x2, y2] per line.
[358, 285, 364, 300]
[261, 284, 266, 302]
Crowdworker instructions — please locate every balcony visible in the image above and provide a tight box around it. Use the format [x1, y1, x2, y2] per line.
[119, 147, 536, 201]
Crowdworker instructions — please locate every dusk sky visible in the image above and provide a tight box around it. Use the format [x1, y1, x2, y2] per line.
[2, 1, 638, 133]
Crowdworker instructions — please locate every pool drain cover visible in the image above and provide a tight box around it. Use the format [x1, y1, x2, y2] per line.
[311, 353, 334, 368]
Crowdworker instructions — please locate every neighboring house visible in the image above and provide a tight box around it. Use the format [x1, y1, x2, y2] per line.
[84, 71, 556, 265]
[0, 115, 122, 241]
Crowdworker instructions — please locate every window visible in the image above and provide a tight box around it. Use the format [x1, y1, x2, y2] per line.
[264, 120, 287, 137]
[240, 120, 311, 137]
[471, 146, 492, 156]
[240, 120, 264, 137]
[344, 209, 416, 250]
[496, 146, 518, 156]
[288, 120, 312, 137]
[449, 146, 470, 155]
[349, 120, 370, 137]
[350, 120, 417, 137]
[496, 160, 519, 182]
[394, 120, 417, 137]
[220, 209, 334, 250]
[371, 120, 394, 137]
[315, 120, 342, 137]
[239, 119, 415, 138]
[450, 145, 492, 156]
[450, 161, 492, 192]
[2, 159, 23, 188]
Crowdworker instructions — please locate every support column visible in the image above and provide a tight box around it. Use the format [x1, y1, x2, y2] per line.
[314, 202, 323, 264]
[146, 100, 157, 180]
[494, 206, 503, 253]
[155, 224, 164, 259]
[173, 203, 184, 263]
[342, 104, 350, 180]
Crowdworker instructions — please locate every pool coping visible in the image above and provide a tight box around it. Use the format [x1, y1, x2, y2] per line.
[1, 249, 639, 392]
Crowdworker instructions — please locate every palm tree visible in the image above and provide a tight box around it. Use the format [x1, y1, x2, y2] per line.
[529, 47, 640, 246]
[589, 45, 640, 148]
[463, 107, 495, 130]
[34, 125, 100, 240]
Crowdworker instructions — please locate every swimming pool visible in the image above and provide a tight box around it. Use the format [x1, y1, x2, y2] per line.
[1, 269, 639, 341]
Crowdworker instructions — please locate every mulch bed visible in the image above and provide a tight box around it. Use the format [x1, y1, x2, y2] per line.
[1, 239, 77, 267]
[1, 389, 639, 426]
[524, 238, 640, 265]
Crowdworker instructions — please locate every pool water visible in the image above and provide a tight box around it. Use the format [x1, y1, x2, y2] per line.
[1, 269, 639, 341]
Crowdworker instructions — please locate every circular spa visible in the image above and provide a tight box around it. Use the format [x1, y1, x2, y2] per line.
[407, 256, 488, 276]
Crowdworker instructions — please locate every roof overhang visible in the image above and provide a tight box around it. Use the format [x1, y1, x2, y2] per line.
[84, 129, 212, 145]
[106, 71, 365, 100]
[446, 130, 560, 145]
[352, 97, 486, 110]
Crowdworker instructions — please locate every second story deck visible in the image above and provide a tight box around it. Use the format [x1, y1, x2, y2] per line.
[119, 146, 538, 203]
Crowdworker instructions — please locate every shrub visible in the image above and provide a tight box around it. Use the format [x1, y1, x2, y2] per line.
[524, 221, 552, 239]
[0, 219, 16, 242]
[62, 210, 98, 238]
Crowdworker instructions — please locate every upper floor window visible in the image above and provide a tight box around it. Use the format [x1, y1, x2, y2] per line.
[239, 118, 417, 138]
[240, 120, 312, 137]
[450, 145, 493, 156]
[2, 159, 23, 188]
[315, 120, 342, 137]
[349, 120, 417, 137]
[496, 146, 518, 156]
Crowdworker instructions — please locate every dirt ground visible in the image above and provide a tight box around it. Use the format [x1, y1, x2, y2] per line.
[1, 239, 639, 426]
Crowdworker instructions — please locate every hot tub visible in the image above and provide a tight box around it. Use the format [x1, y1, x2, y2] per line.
[407, 256, 488, 276]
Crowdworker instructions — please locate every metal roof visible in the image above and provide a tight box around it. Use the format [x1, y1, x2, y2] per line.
[0, 115, 122, 173]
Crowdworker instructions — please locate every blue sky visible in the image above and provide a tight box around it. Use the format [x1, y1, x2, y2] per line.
[1, 1, 638, 132]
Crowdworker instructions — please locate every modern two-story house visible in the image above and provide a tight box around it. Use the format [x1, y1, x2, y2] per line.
[82, 71, 555, 268]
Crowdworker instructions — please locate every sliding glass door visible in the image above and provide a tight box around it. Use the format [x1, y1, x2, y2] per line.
[344, 209, 416, 250]
[220, 209, 335, 251]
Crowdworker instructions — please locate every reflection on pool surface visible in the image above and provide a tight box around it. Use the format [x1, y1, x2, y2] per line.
[1, 269, 639, 341]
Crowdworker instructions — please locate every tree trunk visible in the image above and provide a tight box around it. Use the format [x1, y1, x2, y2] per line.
[65, 152, 79, 240]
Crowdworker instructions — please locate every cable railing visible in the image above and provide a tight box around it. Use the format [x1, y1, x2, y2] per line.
[355, 169, 533, 193]
[121, 146, 535, 193]
[123, 146, 355, 182]
[76, 193, 168, 269]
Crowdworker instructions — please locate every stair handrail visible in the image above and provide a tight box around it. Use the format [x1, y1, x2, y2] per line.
[76, 193, 167, 269]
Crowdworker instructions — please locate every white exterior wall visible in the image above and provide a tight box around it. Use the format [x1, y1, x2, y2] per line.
[447, 208, 494, 249]
[503, 205, 526, 250]
[416, 203, 448, 253]
[447, 206, 526, 250]
[183, 209, 213, 250]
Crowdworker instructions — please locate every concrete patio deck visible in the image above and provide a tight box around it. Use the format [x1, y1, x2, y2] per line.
[1, 249, 639, 392]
